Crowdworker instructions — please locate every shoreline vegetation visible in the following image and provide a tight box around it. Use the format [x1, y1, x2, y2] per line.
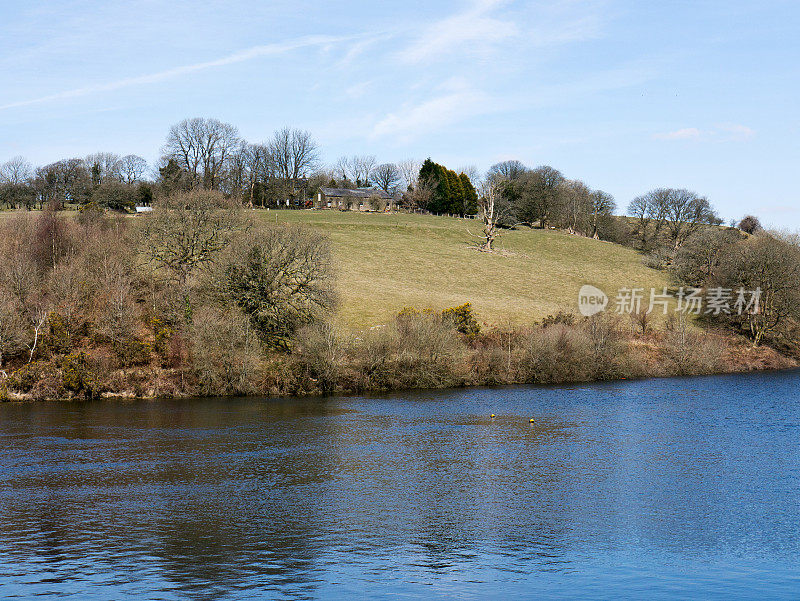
[0, 203, 796, 402]
[1, 120, 799, 401]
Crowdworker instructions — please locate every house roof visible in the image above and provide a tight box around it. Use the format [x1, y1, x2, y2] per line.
[320, 187, 393, 199]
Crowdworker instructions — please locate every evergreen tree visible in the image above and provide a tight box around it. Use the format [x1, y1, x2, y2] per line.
[419, 158, 476, 215]
[419, 158, 437, 183]
[460, 173, 478, 215]
[446, 169, 464, 215]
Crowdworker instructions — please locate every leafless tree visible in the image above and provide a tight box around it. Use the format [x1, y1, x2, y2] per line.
[477, 176, 508, 252]
[506, 165, 564, 228]
[0, 298, 26, 368]
[370, 163, 401, 193]
[661, 188, 720, 249]
[628, 190, 669, 250]
[333, 156, 354, 183]
[458, 165, 482, 188]
[164, 118, 241, 190]
[738, 215, 761, 235]
[0, 156, 33, 184]
[236, 143, 271, 207]
[34, 159, 92, 207]
[141, 190, 245, 320]
[85, 152, 122, 184]
[488, 160, 527, 181]
[557, 179, 592, 234]
[118, 154, 148, 184]
[714, 233, 800, 346]
[398, 158, 420, 191]
[589, 190, 616, 239]
[403, 176, 435, 211]
[629, 188, 718, 250]
[267, 127, 320, 190]
[349, 155, 376, 187]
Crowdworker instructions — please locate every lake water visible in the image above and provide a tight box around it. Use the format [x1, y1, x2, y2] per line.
[0, 371, 799, 600]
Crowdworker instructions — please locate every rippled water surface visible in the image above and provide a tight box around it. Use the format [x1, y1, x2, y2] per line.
[1, 370, 799, 599]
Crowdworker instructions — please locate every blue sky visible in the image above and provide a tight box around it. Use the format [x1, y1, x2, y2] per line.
[1, 0, 798, 227]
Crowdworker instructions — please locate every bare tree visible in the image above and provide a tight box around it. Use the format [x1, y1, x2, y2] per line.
[333, 156, 354, 183]
[0, 156, 33, 184]
[589, 190, 616, 239]
[661, 188, 720, 249]
[397, 158, 420, 191]
[738, 215, 761, 235]
[629, 188, 718, 250]
[267, 127, 320, 184]
[34, 159, 92, 207]
[236, 143, 271, 207]
[477, 176, 511, 252]
[404, 176, 435, 211]
[558, 179, 592, 234]
[349, 155, 376, 187]
[714, 233, 800, 346]
[85, 152, 122, 184]
[164, 118, 241, 190]
[141, 189, 245, 320]
[458, 165, 482, 188]
[370, 163, 401, 193]
[488, 160, 527, 181]
[118, 155, 148, 184]
[0, 298, 26, 369]
[627, 189, 670, 250]
[505, 165, 564, 228]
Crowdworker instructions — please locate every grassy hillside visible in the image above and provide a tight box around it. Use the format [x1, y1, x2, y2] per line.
[263, 210, 670, 330]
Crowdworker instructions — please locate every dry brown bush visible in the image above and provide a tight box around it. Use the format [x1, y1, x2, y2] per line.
[189, 305, 265, 396]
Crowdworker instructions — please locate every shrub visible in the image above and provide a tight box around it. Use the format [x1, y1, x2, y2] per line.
[209, 225, 336, 350]
[150, 317, 173, 357]
[442, 303, 481, 339]
[114, 339, 153, 367]
[394, 310, 467, 389]
[294, 323, 344, 393]
[519, 324, 594, 384]
[7, 361, 48, 393]
[45, 312, 72, 355]
[660, 315, 723, 375]
[189, 306, 265, 396]
[540, 310, 575, 328]
[738, 215, 761, 235]
[61, 352, 99, 398]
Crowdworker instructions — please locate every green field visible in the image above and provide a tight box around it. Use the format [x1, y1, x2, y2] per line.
[264, 210, 670, 330]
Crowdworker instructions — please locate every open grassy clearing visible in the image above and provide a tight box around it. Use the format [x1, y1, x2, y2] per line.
[264, 210, 671, 330]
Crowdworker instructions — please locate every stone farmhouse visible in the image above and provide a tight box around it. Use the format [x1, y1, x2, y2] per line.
[316, 187, 396, 212]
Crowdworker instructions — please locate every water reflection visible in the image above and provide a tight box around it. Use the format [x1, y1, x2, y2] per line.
[0, 370, 799, 599]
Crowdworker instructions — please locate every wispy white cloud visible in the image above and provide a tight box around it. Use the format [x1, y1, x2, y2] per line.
[654, 127, 702, 140]
[716, 123, 756, 140]
[337, 36, 384, 69]
[396, 0, 604, 65]
[371, 80, 500, 141]
[0, 34, 356, 111]
[397, 0, 518, 64]
[654, 124, 755, 141]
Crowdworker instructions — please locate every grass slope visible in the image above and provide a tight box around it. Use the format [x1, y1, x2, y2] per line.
[264, 210, 670, 330]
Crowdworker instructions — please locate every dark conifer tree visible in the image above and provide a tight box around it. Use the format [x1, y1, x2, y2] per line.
[460, 173, 478, 215]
